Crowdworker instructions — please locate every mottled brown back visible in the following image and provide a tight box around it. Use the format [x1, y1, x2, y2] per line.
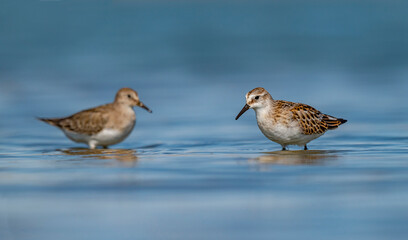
[38, 104, 113, 135]
[273, 100, 347, 135]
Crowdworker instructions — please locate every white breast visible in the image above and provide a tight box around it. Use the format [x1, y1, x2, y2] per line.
[93, 120, 135, 146]
[93, 128, 130, 145]
[258, 120, 303, 144]
[62, 121, 135, 148]
[255, 107, 322, 146]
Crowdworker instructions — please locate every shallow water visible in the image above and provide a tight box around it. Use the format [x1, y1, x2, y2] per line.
[1, 1, 408, 240]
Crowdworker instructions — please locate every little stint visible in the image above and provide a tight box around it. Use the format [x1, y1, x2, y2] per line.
[235, 87, 346, 150]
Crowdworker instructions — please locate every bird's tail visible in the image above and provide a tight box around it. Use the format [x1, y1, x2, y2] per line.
[37, 117, 61, 127]
[322, 114, 347, 130]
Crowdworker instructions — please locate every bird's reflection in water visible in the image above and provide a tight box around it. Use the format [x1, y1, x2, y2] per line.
[252, 150, 338, 166]
[60, 148, 138, 167]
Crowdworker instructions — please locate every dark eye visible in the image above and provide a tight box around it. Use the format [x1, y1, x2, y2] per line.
[255, 96, 260, 100]
[127, 94, 131, 98]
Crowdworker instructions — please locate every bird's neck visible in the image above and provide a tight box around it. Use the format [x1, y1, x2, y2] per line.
[254, 101, 275, 121]
[114, 102, 135, 113]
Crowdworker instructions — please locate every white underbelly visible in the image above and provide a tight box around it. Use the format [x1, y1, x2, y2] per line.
[63, 123, 135, 147]
[92, 128, 132, 146]
[258, 122, 322, 146]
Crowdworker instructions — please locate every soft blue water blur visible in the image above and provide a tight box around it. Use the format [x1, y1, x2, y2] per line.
[1, 1, 408, 240]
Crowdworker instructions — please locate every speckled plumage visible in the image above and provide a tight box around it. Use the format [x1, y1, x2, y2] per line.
[39, 88, 152, 149]
[236, 87, 347, 150]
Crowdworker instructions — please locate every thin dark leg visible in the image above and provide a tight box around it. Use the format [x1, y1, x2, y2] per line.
[304, 145, 308, 150]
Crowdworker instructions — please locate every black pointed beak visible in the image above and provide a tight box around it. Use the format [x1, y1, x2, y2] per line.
[235, 104, 250, 120]
[138, 101, 152, 113]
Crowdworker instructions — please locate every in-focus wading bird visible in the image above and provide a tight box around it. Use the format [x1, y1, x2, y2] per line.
[38, 88, 152, 149]
[235, 87, 347, 150]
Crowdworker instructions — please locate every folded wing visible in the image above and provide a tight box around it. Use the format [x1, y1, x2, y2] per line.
[38, 105, 111, 135]
[291, 103, 346, 135]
